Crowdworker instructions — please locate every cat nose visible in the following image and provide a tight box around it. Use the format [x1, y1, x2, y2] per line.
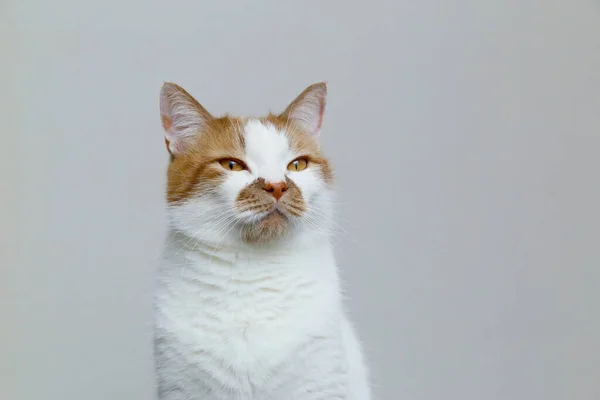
[263, 181, 288, 201]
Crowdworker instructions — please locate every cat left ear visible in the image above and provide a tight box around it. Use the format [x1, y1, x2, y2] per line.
[160, 82, 213, 156]
[281, 82, 327, 137]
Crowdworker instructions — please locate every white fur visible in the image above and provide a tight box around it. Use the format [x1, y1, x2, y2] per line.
[154, 120, 370, 399]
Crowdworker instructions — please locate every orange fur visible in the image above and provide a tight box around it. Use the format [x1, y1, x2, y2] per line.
[164, 88, 331, 203]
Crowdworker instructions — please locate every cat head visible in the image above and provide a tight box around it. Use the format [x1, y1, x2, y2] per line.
[160, 82, 334, 248]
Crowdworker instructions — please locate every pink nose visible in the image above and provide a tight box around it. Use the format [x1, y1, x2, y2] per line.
[263, 181, 288, 201]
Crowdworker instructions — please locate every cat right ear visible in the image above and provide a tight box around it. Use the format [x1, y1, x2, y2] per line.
[160, 82, 212, 156]
[281, 82, 327, 137]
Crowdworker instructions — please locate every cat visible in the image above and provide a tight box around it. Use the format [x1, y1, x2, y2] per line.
[154, 82, 370, 400]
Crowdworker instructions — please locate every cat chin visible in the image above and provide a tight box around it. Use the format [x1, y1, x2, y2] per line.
[168, 198, 328, 249]
[240, 209, 292, 243]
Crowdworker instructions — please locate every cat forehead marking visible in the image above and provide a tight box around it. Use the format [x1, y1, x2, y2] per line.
[243, 119, 291, 183]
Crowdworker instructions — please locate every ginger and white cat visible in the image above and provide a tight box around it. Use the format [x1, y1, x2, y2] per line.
[154, 82, 370, 399]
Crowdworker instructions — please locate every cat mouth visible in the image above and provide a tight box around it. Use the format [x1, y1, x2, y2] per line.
[264, 207, 287, 220]
[241, 207, 290, 243]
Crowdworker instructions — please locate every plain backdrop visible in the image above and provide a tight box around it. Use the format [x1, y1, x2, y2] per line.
[2, 1, 600, 399]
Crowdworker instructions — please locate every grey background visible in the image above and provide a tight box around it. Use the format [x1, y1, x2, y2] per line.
[2, 1, 599, 399]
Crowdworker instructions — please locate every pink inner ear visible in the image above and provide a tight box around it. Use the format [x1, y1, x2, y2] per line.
[283, 83, 327, 137]
[315, 101, 325, 133]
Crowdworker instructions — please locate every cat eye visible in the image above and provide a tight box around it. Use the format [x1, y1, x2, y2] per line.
[219, 159, 246, 171]
[287, 158, 308, 172]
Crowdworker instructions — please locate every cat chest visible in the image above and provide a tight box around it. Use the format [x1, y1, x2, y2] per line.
[159, 281, 336, 373]
[160, 306, 326, 391]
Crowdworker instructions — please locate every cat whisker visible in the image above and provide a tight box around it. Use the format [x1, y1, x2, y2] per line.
[178, 212, 239, 278]
[176, 209, 235, 257]
[208, 218, 243, 263]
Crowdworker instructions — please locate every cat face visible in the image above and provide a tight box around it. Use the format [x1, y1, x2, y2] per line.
[160, 83, 334, 246]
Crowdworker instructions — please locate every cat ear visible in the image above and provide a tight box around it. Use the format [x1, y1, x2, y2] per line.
[160, 82, 212, 155]
[281, 82, 327, 137]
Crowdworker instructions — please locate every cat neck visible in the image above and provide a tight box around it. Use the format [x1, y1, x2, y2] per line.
[164, 227, 333, 265]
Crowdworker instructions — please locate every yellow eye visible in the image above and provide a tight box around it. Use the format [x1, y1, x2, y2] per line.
[219, 159, 245, 171]
[287, 158, 308, 172]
